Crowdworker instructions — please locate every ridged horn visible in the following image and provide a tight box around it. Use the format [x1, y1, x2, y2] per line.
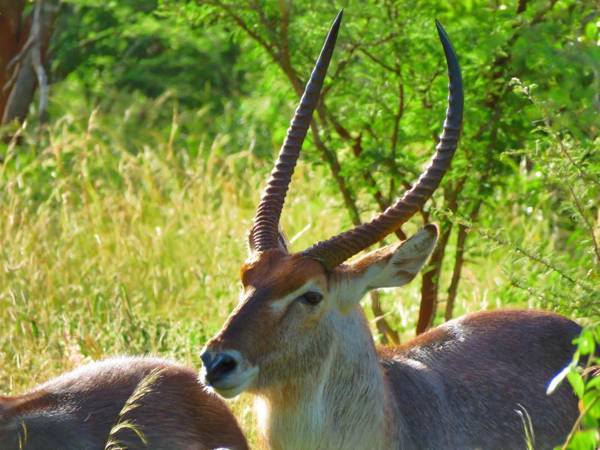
[248, 10, 343, 252]
[304, 20, 463, 270]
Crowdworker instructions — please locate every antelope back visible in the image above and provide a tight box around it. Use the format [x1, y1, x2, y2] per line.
[380, 310, 582, 449]
[0, 357, 248, 450]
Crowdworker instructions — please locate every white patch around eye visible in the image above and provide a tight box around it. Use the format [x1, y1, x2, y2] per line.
[270, 282, 323, 312]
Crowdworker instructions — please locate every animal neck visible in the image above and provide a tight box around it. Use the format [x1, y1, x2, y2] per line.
[254, 306, 401, 450]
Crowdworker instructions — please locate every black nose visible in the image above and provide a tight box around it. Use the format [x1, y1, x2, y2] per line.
[201, 351, 238, 385]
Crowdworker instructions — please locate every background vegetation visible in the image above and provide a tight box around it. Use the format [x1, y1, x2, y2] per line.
[0, 0, 598, 448]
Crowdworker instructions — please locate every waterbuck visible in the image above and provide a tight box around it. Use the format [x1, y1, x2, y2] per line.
[200, 11, 580, 450]
[0, 356, 248, 449]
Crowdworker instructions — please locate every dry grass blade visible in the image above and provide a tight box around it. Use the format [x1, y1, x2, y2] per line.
[103, 368, 165, 450]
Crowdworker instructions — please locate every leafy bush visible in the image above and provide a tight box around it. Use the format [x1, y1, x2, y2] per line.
[549, 327, 600, 450]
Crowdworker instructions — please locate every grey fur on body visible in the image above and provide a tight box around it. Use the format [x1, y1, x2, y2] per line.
[0, 356, 248, 450]
[380, 310, 580, 449]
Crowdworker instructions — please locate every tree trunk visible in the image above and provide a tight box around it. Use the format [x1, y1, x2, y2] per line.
[445, 197, 484, 321]
[416, 220, 452, 334]
[2, 0, 59, 126]
[0, 0, 27, 119]
[444, 224, 468, 321]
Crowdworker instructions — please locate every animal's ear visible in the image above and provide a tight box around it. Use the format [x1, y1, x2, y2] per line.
[332, 225, 438, 312]
[248, 229, 289, 255]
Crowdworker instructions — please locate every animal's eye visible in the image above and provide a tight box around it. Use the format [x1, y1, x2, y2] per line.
[298, 291, 323, 306]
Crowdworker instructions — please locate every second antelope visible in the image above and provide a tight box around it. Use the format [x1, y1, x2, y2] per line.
[1, 357, 248, 450]
[201, 11, 580, 450]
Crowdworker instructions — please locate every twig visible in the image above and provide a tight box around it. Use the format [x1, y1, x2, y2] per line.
[209, 0, 278, 60]
[104, 369, 165, 450]
[309, 122, 362, 225]
[370, 290, 400, 344]
[479, 230, 594, 292]
[30, 2, 49, 123]
[560, 396, 599, 450]
[5, 34, 35, 74]
[417, 221, 453, 334]
[357, 46, 399, 74]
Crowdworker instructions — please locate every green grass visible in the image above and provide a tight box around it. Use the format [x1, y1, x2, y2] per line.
[0, 106, 594, 447]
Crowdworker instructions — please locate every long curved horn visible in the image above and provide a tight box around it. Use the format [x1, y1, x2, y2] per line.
[249, 10, 343, 252]
[304, 20, 463, 270]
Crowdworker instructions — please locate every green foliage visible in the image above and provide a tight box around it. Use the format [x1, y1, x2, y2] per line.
[549, 326, 600, 450]
[476, 80, 599, 318]
[51, 0, 242, 111]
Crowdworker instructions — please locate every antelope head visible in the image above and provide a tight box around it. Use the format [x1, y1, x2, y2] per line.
[201, 11, 463, 399]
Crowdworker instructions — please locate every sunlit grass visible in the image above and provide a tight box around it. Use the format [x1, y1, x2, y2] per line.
[0, 109, 349, 445]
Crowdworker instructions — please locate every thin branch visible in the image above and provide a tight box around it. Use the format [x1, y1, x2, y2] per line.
[516, 0, 528, 14]
[445, 198, 482, 320]
[320, 42, 360, 99]
[516, 80, 600, 265]
[357, 46, 400, 75]
[389, 78, 404, 196]
[30, 1, 49, 122]
[565, 181, 600, 266]
[5, 34, 35, 74]
[249, 0, 277, 44]
[310, 121, 361, 225]
[210, 1, 278, 60]
[479, 230, 592, 290]
[370, 290, 400, 344]
[2, 0, 58, 126]
[277, 0, 289, 45]
[208, 0, 362, 227]
[560, 396, 599, 450]
[540, 116, 600, 266]
[417, 221, 452, 334]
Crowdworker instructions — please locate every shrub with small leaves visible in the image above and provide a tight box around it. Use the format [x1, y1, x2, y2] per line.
[549, 326, 600, 450]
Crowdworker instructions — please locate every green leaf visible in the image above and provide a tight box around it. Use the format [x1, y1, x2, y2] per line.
[587, 376, 600, 391]
[568, 429, 599, 450]
[584, 22, 598, 40]
[583, 391, 600, 419]
[567, 370, 585, 399]
[576, 329, 596, 355]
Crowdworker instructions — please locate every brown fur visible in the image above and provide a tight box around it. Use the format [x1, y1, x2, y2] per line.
[344, 245, 395, 274]
[241, 250, 325, 298]
[213, 250, 327, 367]
[0, 357, 248, 450]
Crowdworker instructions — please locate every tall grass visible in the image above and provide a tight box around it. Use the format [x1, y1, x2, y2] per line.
[0, 106, 350, 444]
[0, 101, 594, 445]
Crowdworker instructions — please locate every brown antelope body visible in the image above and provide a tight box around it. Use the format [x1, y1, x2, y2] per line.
[201, 11, 580, 450]
[0, 357, 248, 450]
